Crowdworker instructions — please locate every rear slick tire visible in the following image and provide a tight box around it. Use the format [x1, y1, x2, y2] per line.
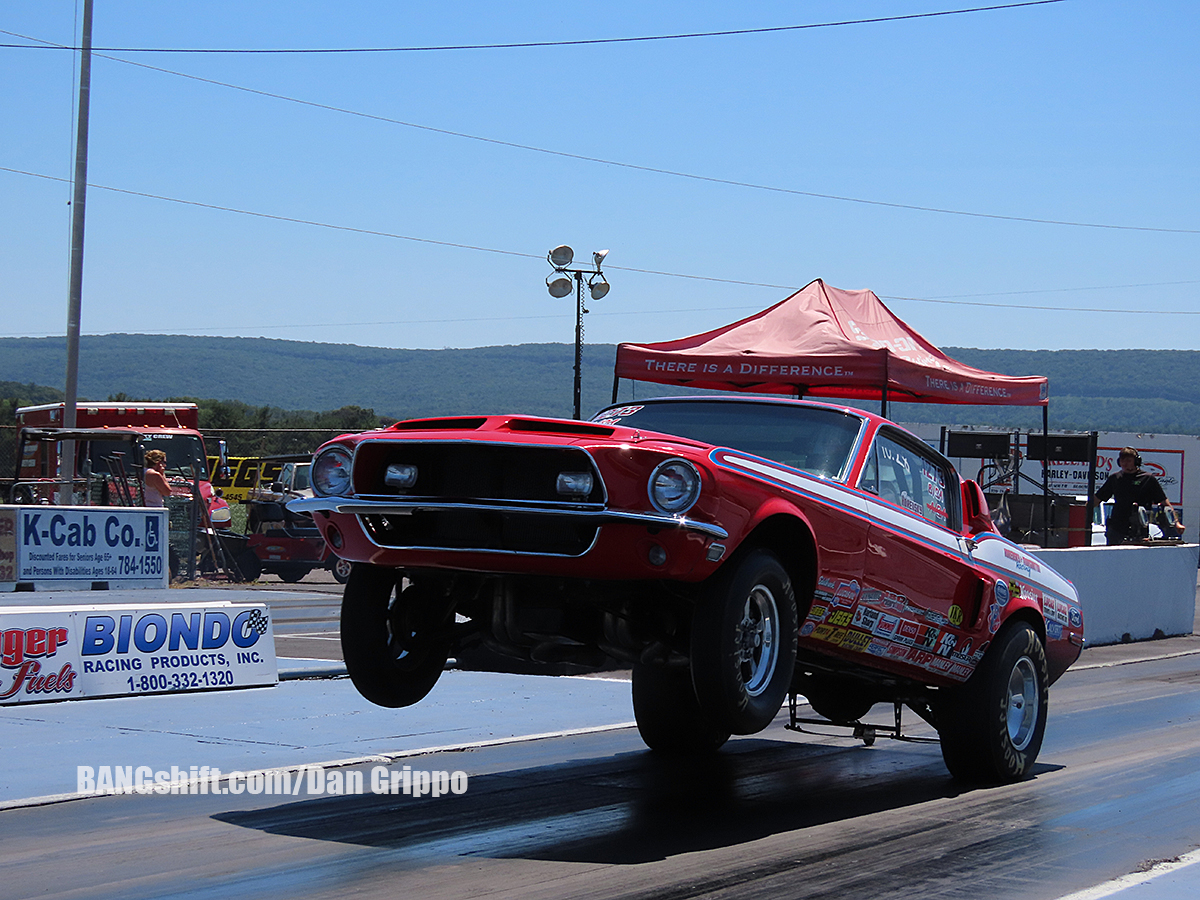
[690, 549, 798, 735]
[340, 564, 452, 708]
[938, 620, 1048, 783]
[632, 664, 730, 755]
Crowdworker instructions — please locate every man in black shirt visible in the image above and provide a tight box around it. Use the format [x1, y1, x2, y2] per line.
[1095, 447, 1184, 545]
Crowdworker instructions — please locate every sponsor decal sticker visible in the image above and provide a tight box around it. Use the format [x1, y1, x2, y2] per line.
[810, 624, 838, 642]
[592, 405, 643, 426]
[833, 580, 861, 608]
[825, 627, 848, 645]
[906, 647, 935, 667]
[994, 579, 1010, 607]
[894, 620, 923, 646]
[839, 630, 873, 653]
[936, 632, 957, 657]
[874, 614, 900, 639]
[827, 609, 854, 628]
[951, 639, 975, 662]
[852, 606, 881, 631]
[1003, 547, 1041, 575]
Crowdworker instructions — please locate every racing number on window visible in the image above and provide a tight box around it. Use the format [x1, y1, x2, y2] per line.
[869, 435, 950, 528]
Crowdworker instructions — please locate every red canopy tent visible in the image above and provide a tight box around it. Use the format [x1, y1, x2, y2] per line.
[611, 278, 1062, 544]
[612, 279, 1047, 409]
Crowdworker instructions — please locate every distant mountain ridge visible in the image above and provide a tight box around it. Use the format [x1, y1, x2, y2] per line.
[0, 334, 1197, 434]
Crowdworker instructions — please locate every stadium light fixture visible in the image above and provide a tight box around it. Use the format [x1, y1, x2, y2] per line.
[544, 245, 613, 419]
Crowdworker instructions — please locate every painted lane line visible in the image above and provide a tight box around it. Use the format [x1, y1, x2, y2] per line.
[1073, 648, 1200, 670]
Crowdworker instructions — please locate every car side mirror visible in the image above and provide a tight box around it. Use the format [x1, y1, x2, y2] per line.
[962, 479, 996, 536]
[216, 439, 232, 480]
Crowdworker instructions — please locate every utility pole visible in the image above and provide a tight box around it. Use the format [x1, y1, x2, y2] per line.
[60, 0, 94, 503]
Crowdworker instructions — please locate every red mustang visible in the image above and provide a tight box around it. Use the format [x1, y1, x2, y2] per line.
[291, 397, 1083, 782]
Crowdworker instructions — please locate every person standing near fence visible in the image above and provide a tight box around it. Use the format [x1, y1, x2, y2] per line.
[143, 449, 171, 507]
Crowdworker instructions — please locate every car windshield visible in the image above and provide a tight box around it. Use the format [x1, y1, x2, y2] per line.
[594, 400, 863, 480]
[292, 464, 311, 492]
[81, 439, 142, 476]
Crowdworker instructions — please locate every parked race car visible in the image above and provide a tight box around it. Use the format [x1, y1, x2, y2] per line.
[235, 455, 351, 584]
[291, 397, 1084, 782]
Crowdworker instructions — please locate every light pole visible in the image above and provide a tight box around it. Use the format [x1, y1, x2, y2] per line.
[546, 245, 610, 420]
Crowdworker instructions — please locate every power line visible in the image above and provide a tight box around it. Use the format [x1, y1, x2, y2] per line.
[919, 281, 1200, 299]
[22, 46, 1192, 236]
[5, 279, 1199, 342]
[881, 293, 1200, 314]
[6, 15, 1197, 235]
[0, 166, 540, 261]
[3, 164, 1195, 325]
[0, 3, 1067, 53]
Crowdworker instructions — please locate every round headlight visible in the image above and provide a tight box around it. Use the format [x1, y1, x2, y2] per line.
[312, 446, 353, 497]
[649, 459, 701, 514]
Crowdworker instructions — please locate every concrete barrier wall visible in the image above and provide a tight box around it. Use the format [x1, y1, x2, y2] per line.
[1032, 544, 1199, 646]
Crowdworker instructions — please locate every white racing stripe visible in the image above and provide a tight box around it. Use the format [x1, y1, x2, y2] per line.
[1053, 849, 1200, 900]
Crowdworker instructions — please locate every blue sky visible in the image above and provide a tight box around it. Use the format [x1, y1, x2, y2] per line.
[1, 0, 1196, 353]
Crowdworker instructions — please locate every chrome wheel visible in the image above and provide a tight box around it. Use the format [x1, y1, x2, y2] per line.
[1006, 656, 1039, 751]
[690, 549, 797, 735]
[937, 621, 1049, 783]
[332, 555, 353, 584]
[737, 585, 779, 697]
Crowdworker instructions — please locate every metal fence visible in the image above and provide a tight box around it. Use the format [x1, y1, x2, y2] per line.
[0, 425, 349, 487]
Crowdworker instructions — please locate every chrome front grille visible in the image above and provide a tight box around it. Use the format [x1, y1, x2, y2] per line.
[353, 440, 605, 555]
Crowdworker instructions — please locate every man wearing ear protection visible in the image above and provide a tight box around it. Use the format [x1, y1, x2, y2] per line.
[1096, 447, 1184, 545]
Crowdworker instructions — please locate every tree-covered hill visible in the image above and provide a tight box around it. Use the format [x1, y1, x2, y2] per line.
[0, 335, 1197, 434]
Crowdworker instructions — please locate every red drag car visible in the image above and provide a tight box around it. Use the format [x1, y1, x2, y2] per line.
[290, 397, 1083, 782]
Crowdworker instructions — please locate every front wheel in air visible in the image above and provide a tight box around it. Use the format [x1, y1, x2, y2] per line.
[340, 564, 453, 708]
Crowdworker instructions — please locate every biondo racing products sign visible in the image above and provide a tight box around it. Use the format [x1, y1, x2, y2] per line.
[9, 507, 168, 587]
[0, 603, 277, 705]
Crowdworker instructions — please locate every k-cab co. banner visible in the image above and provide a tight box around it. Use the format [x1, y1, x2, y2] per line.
[5, 507, 168, 588]
[0, 602, 277, 705]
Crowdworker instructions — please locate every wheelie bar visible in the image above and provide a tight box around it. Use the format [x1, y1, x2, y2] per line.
[785, 693, 941, 746]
